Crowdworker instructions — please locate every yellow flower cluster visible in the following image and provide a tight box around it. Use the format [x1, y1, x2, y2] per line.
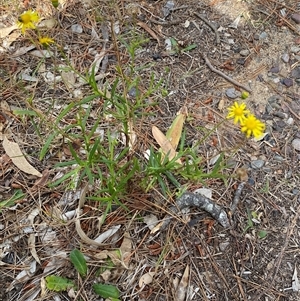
[17, 10, 39, 34]
[16, 9, 55, 48]
[227, 102, 265, 139]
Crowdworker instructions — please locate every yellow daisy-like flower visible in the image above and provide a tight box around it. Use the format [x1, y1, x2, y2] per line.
[240, 114, 265, 139]
[17, 10, 40, 34]
[227, 102, 250, 124]
[39, 36, 55, 47]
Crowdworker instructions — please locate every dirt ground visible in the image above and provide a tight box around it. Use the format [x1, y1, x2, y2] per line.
[1, 0, 300, 300]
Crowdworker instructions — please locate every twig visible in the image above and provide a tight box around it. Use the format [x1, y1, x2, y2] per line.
[162, 192, 230, 229]
[193, 12, 220, 44]
[202, 54, 252, 93]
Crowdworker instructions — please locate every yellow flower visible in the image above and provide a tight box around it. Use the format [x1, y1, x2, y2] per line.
[227, 102, 250, 124]
[240, 114, 265, 139]
[39, 36, 55, 47]
[17, 10, 39, 34]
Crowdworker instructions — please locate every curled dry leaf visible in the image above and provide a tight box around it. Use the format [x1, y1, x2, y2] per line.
[152, 126, 178, 162]
[139, 271, 156, 288]
[3, 136, 42, 177]
[175, 265, 189, 301]
[120, 231, 132, 267]
[0, 24, 18, 39]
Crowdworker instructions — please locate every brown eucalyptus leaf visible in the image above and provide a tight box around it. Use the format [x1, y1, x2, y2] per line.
[3, 137, 42, 177]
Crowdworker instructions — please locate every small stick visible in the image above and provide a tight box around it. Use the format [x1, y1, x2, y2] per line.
[202, 54, 252, 93]
[193, 12, 220, 44]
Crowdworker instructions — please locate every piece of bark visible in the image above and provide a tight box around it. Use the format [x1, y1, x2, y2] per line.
[162, 192, 230, 228]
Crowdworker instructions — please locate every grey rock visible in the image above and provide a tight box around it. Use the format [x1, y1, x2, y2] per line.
[291, 66, 300, 78]
[291, 46, 300, 53]
[251, 160, 265, 169]
[282, 78, 293, 87]
[247, 178, 255, 186]
[292, 138, 300, 151]
[259, 32, 268, 40]
[71, 24, 83, 33]
[225, 87, 241, 99]
[236, 58, 246, 65]
[274, 155, 284, 162]
[286, 117, 294, 125]
[219, 242, 230, 251]
[292, 189, 299, 195]
[291, 13, 300, 24]
[281, 53, 289, 63]
[270, 66, 280, 73]
[273, 111, 288, 119]
[268, 95, 281, 104]
[240, 49, 250, 57]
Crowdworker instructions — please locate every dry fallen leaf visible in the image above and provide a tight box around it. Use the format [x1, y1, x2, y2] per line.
[120, 231, 132, 267]
[166, 106, 188, 149]
[175, 265, 189, 301]
[139, 271, 156, 288]
[0, 24, 18, 39]
[3, 136, 42, 177]
[152, 126, 177, 161]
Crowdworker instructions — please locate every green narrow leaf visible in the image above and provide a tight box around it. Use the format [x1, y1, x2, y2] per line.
[45, 275, 75, 292]
[70, 249, 87, 277]
[93, 283, 120, 299]
[40, 131, 57, 160]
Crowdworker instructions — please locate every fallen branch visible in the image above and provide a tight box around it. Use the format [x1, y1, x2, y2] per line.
[162, 192, 230, 229]
[202, 54, 252, 93]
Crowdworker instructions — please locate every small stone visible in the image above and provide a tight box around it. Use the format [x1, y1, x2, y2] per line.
[247, 178, 255, 186]
[291, 66, 300, 79]
[291, 46, 300, 53]
[274, 155, 284, 162]
[71, 24, 83, 33]
[225, 87, 241, 99]
[219, 242, 230, 251]
[294, 55, 300, 61]
[292, 189, 300, 195]
[291, 13, 300, 24]
[253, 33, 260, 40]
[240, 49, 250, 57]
[273, 111, 287, 119]
[270, 66, 280, 73]
[259, 32, 268, 40]
[286, 117, 294, 125]
[251, 160, 265, 169]
[292, 138, 300, 151]
[273, 78, 280, 84]
[236, 58, 246, 65]
[281, 53, 289, 63]
[128, 87, 139, 97]
[282, 78, 293, 87]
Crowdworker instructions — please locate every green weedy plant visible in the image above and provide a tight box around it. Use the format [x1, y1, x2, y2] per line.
[46, 249, 120, 300]
[142, 132, 227, 196]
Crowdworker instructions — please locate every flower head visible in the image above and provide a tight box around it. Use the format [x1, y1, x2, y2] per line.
[240, 114, 265, 139]
[227, 102, 250, 124]
[17, 10, 39, 34]
[39, 36, 55, 47]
